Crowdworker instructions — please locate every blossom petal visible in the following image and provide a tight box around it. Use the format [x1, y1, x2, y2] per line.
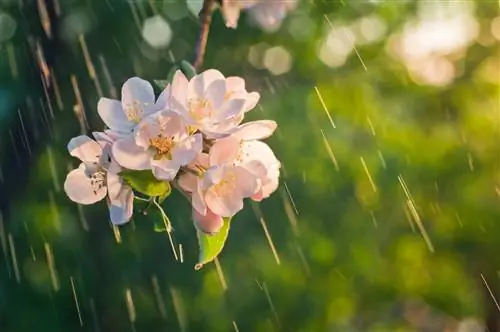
[108, 185, 134, 225]
[98, 98, 132, 133]
[226, 76, 245, 92]
[151, 158, 180, 181]
[107, 171, 123, 200]
[190, 69, 225, 97]
[64, 166, 106, 205]
[241, 140, 279, 169]
[112, 137, 151, 170]
[193, 208, 224, 234]
[121, 77, 155, 115]
[172, 133, 202, 166]
[205, 187, 244, 217]
[209, 136, 240, 166]
[68, 135, 102, 164]
[178, 173, 198, 193]
[221, 2, 241, 28]
[244, 92, 260, 111]
[155, 84, 172, 111]
[171, 70, 188, 109]
[205, 79, 226, 109]
[233, 165, 260, 198]
[213, 98, 246, 123]
[187, 152, 210, 170]
[232, 120, 277, 141]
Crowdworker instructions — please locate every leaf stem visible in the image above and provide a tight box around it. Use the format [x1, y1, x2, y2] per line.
[152, 198, 173, 232]
[193, 0, 216, 70]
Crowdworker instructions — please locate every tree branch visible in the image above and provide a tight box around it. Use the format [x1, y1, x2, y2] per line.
[193, 0, 216, 70]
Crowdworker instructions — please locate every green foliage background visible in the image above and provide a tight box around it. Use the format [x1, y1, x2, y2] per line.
[0, 0, 499, 331]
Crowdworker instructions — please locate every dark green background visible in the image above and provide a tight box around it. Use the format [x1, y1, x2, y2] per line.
[0, 0, 499, 331]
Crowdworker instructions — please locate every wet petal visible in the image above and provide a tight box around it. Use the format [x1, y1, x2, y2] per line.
[241, 140, 279, 169]
[108, 185, 134, 225]
[121, 77, 155, 111]
[178, 173, 198, 193]
[205, 79, 226, 109]
[172, 133, 202, 166]
[107, 171, 123, 200]
[226, 76, 245, 92]
[232, 120, 277, 141]
[209, 136, 240, 166]
[98, 98, 132, 133]
[193, 208, 224, 234]
[205, 187, 244, 217]
[190, 69, 225, 97]
[233, 165, 260, 198]
[151, 158, 180, 180]
[213, 98, 246, 123]
[171, 70, 189, 108]
[112, 137, 151, 170]
[244, 92, 260, 111]
[155, 84, 172, 111]
[221, 2, 241, 28]
[64, 166, 106, 205]
[68, 135, 102, 164]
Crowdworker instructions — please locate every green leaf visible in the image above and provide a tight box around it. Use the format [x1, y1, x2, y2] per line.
[121, 170, 171, 197]
[157, 191, 171, 204]
[195, 217, 231, 270]
[154, 80, 170, 89]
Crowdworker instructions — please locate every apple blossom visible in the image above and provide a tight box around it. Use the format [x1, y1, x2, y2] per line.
[64, 134, 134, 225]
[98, 77, 171, 135]
[209, 125, 281, 201]
[112, 110, 202, 181]
[178, 157, 259, 233]
[221, 0, 297, 32]
[169, 69, 260, 138]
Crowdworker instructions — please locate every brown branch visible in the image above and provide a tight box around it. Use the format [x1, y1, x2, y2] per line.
[193, 0, 216, 70]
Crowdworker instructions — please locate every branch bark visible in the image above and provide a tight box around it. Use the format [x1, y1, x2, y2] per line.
[193, 0, 216, 70]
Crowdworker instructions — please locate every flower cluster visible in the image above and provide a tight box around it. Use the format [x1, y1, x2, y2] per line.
[221, 0, 297, 32]
[64, 69, 280, 234]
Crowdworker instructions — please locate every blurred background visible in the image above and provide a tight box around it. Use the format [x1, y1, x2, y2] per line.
[0, 0, 499, 331]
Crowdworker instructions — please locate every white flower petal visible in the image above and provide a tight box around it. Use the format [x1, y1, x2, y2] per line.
[97, 98, 133, 133]
[121, 77, 155, 112]
[205, 187, 244, 217]
[108, 185, 134, 225]
[190, 69, 225, 97]
[221, 2, 241, 28]
[171, 70, 189, 107]
[209, 136, 241, 166]
[193, 208, 224, 234]
[68, 135, 102, 164]
[213, 98, 246, 123]
[244, 92, 260, 111]
[232, 120, 277, 141]
[226, 76, 246, 92]
[205, 79, 226, 109]
[155, 84, 172, 111]
[233, 165, 260, 198]
[64, 166, 106, 205]
[178, 173, 198, 193]
[112, 137, 151, 170]
[151, 158, 180, 181]
[107, 171, 123, 200]
[172, 133, 202, 166]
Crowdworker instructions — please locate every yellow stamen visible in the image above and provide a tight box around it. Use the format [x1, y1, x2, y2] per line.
[150, 136, 174, 160]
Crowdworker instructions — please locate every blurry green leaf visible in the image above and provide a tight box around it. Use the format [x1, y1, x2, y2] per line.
[158, 190, 171, 204]
[195, 217, 231, 269]
[179, 60, 197, 79]
[121, 170, 171, 197]
[154, 80, 170, 89]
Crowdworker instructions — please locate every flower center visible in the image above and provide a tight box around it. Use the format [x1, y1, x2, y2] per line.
[212, 170, 237, 197]
[188, 98, 212, 121]
[150, 136, 175, 160]
[89, 170, 106, 195]
[124, 101, 148, 123]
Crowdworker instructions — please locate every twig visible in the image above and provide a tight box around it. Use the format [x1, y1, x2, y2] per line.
[193, 0, 216, 70]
